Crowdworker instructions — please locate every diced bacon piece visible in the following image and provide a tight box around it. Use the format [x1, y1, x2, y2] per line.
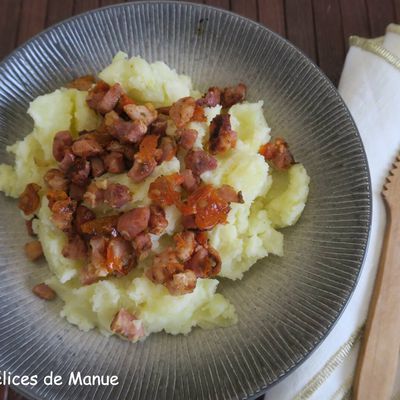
[103, 183, 132, 208]
[221, 83, 247, 108]
[185, 245, 221, 278]
[148, 173, 184, 207]
[165, 270, 197, 295]
[80, 215, 119, 237]
[191, 104, 207, 122]
[156, 106, 171, 115]
[181, 214, 197, 230]
[58, 149, 76, 173]
[216, 184, 244, 203]
[83, 182, 104, 208]
[53, 131, 73, 162]
[89, 83, 123, 114]
[103, 151, 125, 174]
[24, 240, 43, 261]
[158, 136, 177, 162]
[123, 103, 158, 126]
[169, 97, 196, 128]
[106, 140, 136, 161]
[68, 158, 91, 186]
[116, 93, 135, 112]
[46, 189, 68, 208]
[69, 183, 87, 201]
[184, 149, 218, 177]
[128, 158, 156, 182]
[74, 205, 96, 234]
[181, 169, 199, 192]
[32, 283, 56, 301]
[174, 231, 196, 262]
[145, 248, 184, 284]
[209, 114, 237, 154]
[149, 114, 168, 136]
[18, 183, 41, 216]
[106, 237, 136, 276]
[179, 184, 230, 230]
[50, 198, 77, 232]
[108, 118, 148, 144]
[148, 205, 168, 235]
[177, 128, 198, 150]
[90, 157, 106, 177]
[66, 75, 95, 91]
[259, 138, 295, 170]
[71, 137, 103, 158]
[110, 309, 145, 341]
[62, 235, 88, 260]
[196, 86, 221, 107]
[132, 232, 152, 258]
[25, 219, 35, 236]
[117, 207, 150, 240]
[44, 168, 68, 191]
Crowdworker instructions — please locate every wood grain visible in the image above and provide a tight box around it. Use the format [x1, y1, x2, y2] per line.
[204, 0, 230, 9]
[17, 0, 48, 45]
[313, 0, 345, 85]
[46, 0, 74, 26]
[231, 0, 258, 20]
[366, 0, 395, 36]
[257, 0, 286, 36]
[0, 0, 21, 60]
[73, 0, 100, 14]
[285, 0, 318, 62]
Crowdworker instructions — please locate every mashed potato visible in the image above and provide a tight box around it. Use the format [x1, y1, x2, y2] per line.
[0, 53, 309, 341]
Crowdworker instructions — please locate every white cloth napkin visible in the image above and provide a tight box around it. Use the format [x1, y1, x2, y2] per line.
[264, 24, 400, 400]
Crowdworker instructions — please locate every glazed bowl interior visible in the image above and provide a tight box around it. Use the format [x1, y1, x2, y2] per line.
[0, 2, 370, 400]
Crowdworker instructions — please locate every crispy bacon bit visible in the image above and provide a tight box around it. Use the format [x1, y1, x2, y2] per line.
[158, 136, 177, 162]
[18, 183, 41, 216]
[177, 128, 198, 150]
[106, 237, 136, 276]
[108, 118, 148, 144]
[46, 189, 68, 208]
[103, 151, 125, 174]
[117, 207, 150, 240]
[44, 169, 68, 191]
[25, 219, 35, 236]
[145, 248, 184, 284]
[259, 138, 295, 170]
[181, 169, 199, 193]
[75, 205, 95, 234]
[184, 149, 218, 177]
[68, 158, 91, 186]
[110, 309, 145, 341]
[90, 157, 106, 177]
[32, 283, 56, 301]
[62, 235, 88, 260]
[124, 103, 158, 126]
[69, 183, 86, 201]
[148, 173, 184, 207]
[209, 114, 237, 154]
[88, 82, 123, 114]
[148, 205, 168, 235]
[169, 97, 196, 128]
[83, 182, 104, 208]
[196, 86, 221, 107]
[221, 83, 247, 108]
[66, 75, 95, 91]
[71, 137, 103, 158]
[165, 270, 197, 295]
[117, 93, 135, 110]
[174, 231, 196, 262]
[180, 184, 230, 230]
[51, 197, 77, 232]
[157, 106, 171, 115]
[216, 184, 244, 204]
[132, 232, 152, 258]
[24, 240, 43, 261]
[128, 135, 160, 183]
[182, 214, 197, 230]
[103, 183, 132, 208]
[185, 246, 221, 278]
[58, 150, 76, 173]
[80, 215, 119, 237]
[150, 114, 168, 136]
[192, 104, 207, 122]
[53, 131, 73, 162]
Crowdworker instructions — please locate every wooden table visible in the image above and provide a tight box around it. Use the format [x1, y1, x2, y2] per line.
[0, 0, 398, 399]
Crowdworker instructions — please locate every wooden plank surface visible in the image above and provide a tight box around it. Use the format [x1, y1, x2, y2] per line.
[0, 0, 397, 399]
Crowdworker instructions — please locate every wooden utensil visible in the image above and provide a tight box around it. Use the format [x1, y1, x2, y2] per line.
[354, 154, 400, 400]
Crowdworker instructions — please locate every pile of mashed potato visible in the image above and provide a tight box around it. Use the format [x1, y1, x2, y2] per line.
[0, 52, 309, 340]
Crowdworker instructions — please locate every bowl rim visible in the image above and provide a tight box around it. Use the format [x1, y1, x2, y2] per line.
[1, 2, 372, 399]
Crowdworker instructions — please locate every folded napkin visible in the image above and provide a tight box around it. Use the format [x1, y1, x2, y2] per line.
[264, 23, 400, 400]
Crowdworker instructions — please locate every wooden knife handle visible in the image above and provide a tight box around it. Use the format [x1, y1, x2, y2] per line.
[354, 207, 400, 400]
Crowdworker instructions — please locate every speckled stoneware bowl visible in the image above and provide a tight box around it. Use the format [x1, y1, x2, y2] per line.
[0, 2, 371, 399]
